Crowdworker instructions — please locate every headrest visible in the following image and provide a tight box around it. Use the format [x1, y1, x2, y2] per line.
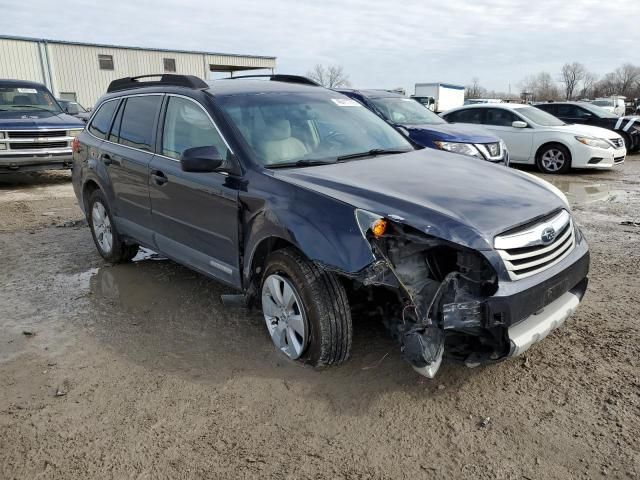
[13, 95, 31, 105]
[266, 119, 291, 141]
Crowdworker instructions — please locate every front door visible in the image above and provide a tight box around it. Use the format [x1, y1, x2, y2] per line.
[149, 95, 241, 287]
[482, 108, 534, 163]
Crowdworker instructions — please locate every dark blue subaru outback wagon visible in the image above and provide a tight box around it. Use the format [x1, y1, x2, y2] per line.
[72, 74, 589, 378]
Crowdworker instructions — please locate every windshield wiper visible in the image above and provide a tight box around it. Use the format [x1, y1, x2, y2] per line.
[337, 148, 410, 162]
[266, 158, 338, 169]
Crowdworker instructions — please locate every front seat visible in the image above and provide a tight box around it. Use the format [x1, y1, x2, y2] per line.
[258, 119, 308, 164]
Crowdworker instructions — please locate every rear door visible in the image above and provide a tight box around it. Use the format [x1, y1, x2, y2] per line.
[101, 94, 163, 244]
[482, 108, 534, 163]
[149, 95, 241, 287]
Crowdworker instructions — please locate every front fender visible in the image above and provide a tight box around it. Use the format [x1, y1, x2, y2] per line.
[242, 196, 375, 283]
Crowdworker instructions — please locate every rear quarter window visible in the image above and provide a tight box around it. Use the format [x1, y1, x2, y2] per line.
[88, 100, 118, 139]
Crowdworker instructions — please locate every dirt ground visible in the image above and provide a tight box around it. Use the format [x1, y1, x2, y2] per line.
[1, 158, 639, 480]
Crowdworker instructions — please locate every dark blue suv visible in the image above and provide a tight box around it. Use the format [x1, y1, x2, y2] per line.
[0, 79, 84, 173]
[73, 74, 588, 378]
[337, 89, 509, 164]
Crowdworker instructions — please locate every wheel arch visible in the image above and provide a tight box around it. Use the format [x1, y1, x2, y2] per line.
[535, 141, 573, 165]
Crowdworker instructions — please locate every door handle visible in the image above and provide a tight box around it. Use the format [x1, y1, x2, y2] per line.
[151, 170, 168, 186]
[101, 153, 112, 165]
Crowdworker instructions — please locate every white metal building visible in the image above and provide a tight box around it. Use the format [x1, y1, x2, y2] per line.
[0, 35, 276, 108]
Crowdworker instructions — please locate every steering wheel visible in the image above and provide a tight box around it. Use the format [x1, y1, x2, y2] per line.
[320, 131, 349, 151]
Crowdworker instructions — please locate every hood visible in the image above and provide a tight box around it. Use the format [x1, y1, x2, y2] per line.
[556, 123, 621, 139]
[398, 122, 499, 147]
[0, 110, 84, 129]
[273, 149, 565, 251]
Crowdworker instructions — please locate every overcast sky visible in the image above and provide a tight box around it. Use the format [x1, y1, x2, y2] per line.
[2, 0, 639, 94]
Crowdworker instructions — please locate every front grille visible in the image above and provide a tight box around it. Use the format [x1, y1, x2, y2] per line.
[495, 210, 576, 280]
[614, 156, 625, 163]
[7, 130, 66, 139]
[609, 138, 624, 149]
[9, 141, 68, 150]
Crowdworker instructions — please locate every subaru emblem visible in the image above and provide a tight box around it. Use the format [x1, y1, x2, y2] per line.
[541, 227, 556, 244]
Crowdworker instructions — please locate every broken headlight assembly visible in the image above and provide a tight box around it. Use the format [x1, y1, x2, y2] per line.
[355, 209, 503, 378]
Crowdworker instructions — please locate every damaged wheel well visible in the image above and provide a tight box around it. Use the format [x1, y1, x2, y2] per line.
[249, 237, 297, 283]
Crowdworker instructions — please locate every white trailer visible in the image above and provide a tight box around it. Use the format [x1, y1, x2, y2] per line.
[413, 83, 465, 113]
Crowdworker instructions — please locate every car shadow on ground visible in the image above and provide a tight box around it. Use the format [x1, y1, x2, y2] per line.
[0, 170, 72, 188]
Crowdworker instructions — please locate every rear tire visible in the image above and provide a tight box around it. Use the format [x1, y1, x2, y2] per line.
[261, 248, 352, 367]
[87, 190, 138, 263]
[536, 144, 571, 174]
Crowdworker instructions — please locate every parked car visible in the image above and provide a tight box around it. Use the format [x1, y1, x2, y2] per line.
[73, 74, 589, 378]
[414, 83, 465, 112]
[442, 104, 626, 174]
[536, 101, 639, 152]
[590, 96, 626, 116]
[0, 79, 84, 173]
[57, 98, 92, 123]
[464, 99, 503, 105]
[337, 89, 508, 164]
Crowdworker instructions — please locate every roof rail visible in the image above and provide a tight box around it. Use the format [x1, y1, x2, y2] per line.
[107, 74, 209, 93]
[227, 74, 320, 86]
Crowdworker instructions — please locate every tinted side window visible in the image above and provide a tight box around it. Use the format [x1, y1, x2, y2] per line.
[537, 103, 556, 115]
[116, 96, 162, 152]
[485, 108, 518, 126]
[446, 109, 484, 124]
[556, 104, 589, 118]
[161, 96, 228, 160]
[88, 100, 118, 139]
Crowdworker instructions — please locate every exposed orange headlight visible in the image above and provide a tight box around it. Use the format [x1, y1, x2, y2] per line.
[371, 218, 388, 238]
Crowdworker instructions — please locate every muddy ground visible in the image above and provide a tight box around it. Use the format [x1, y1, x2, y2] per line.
[1, 158, 639, 480]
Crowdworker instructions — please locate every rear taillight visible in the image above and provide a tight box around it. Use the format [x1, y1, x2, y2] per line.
[72, 137, 80, 153]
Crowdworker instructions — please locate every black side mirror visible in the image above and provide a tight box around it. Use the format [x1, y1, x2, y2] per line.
[180, 146, 224, 173]
[65, 105, 79, 115]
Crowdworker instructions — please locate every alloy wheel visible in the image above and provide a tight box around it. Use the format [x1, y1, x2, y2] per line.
[541, 149, 566, 172]
[261, 274, 308, 359]
[92, 201, 113, 254]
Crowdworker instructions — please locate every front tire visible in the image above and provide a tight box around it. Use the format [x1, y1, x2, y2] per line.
[261, 248, 352, 367]
[87, 190, 138, 263]
[536, 144, 571, 174]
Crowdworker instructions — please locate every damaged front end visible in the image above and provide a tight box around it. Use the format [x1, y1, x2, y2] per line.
[353, 210, 508, 378]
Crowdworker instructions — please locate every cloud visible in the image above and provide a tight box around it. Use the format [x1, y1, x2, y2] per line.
[2, 0, 638, 93]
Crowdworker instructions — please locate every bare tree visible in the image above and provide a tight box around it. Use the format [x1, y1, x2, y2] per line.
[519, 72, 560, 101]
[579, 71, 598, 99]
[614, 63, 640, 97]
[307, 64, 351, 88]
[560, 62, 586, 100]
[465, 77, 487, 99]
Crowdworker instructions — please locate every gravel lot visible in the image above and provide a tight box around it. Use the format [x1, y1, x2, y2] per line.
[1, 158, 639, 479]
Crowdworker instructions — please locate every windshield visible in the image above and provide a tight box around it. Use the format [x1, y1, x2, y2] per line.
[217, 92, 412, 166]
[369, 97, 446, 125]
[592, 100, 613, 107]
[578, 102, 618, 119]
[517, 106, 566, 126]
[0, 85, 62, 113]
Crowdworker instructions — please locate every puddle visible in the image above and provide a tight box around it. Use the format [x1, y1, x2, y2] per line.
[84, 257, 403, 384]
[545, 178, 628, 204]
